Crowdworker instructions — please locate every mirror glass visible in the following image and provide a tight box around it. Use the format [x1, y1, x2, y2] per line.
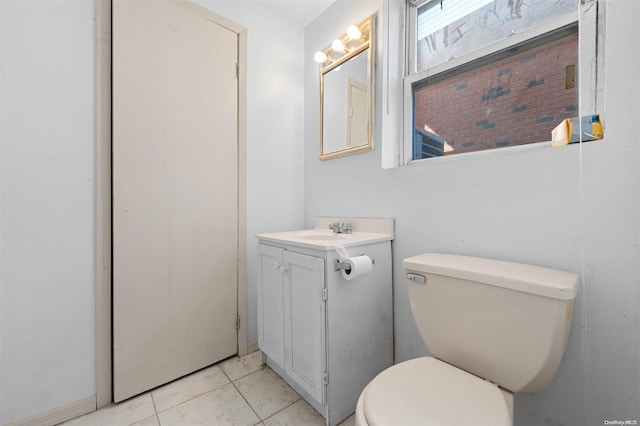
[318, 16, 374, 160]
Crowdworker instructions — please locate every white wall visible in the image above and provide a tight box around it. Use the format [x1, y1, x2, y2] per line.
[305, 1, 640, 425]
[192, 0, 306, 347]
[0, 1, 96, 424]
[0, 0, 305, 423]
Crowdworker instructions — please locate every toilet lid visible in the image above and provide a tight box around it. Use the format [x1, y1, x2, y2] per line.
[362, 357, 512, 426]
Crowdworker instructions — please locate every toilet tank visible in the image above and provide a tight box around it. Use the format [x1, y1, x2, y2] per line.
[403, 253, 579, 393]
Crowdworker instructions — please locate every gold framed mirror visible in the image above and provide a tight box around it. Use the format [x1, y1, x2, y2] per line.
[316, 16, 374, 160]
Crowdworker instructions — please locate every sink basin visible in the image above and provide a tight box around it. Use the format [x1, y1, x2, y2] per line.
[256, 219, 394, 250]
[297, 233, 349, 240]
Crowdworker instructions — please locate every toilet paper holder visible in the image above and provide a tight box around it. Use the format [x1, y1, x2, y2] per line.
[334, 257, 375, 272]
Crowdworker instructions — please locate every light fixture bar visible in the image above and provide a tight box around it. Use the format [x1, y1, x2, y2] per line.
[313, 16, 372, 69]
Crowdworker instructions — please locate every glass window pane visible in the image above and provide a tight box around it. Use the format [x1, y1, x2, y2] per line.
[417, 0, 577, 72]
[412, 34, 578, 159]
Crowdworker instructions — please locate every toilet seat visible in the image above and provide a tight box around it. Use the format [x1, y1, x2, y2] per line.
[358, 357, 512, 426]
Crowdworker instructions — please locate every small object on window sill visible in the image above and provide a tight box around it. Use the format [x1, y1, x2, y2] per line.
[552, 114, 603, 147]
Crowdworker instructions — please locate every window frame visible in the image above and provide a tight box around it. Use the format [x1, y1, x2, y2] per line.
[402, 0, 603, 166]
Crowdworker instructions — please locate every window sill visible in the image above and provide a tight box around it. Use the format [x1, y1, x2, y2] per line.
[405, 140, 555, 167]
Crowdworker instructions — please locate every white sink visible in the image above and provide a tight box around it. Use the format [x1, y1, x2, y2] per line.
[295, 231, 349, 241]
[256, 219, 394, 250]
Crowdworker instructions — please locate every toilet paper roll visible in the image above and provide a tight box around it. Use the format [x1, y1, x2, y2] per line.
[341, 255, 373, 281]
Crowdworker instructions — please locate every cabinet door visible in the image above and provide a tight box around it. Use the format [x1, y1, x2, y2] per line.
[257, 244, 285, 366]
[283, 251, 326, 404]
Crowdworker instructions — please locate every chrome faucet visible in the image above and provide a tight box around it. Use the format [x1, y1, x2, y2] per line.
[329, 222, 352, 234]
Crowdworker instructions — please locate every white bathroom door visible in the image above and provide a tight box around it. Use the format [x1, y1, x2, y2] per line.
[112, 0, 239, 402]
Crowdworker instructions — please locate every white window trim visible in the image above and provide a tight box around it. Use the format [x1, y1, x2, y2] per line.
[401, 0, 603, 166]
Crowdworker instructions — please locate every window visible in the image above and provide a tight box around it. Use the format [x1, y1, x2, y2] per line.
[404, 0, 601, 162]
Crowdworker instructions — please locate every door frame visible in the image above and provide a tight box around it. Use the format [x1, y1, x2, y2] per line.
[95, 0, 248, 408]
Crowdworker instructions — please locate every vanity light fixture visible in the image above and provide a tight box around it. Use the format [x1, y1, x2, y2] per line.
[314, 51, 328, 64]
[313, 17, 372, 66]
[331, 39, 346, 53]
[346, 25, 362, 41]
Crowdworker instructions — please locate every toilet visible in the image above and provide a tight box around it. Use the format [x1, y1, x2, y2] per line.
[355, 253, 579, 426]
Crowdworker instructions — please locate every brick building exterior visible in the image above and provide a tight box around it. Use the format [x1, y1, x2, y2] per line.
[414, 35, 578, 158]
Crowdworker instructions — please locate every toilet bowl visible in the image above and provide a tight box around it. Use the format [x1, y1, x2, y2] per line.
[355, 357, 513, 426]
[355, 253, 579, 426]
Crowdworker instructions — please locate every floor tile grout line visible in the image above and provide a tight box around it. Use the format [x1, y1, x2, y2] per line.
[259, 396, 304, 424]
[135, 353, 261, 418]
[220, 353, 266, 382]
[150, 391, 158, 415]
[220, 364, 233, 382]
[231, 367, 304, 422]
[153, 381, 239, 417]
[148, 392, 160, 426]
[223, 363, 267, 382]
[230, 375, 263, 422]
[116, 393, 157, 426]
[219, 359, 265, 382]
[151, 366, 234, 414]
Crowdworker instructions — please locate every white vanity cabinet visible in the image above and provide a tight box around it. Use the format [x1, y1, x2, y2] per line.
[256, 219, 393, 426]
[257, 245, 327, 404]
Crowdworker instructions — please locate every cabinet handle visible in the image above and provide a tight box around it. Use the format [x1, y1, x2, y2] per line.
[273, 262, 288, 273]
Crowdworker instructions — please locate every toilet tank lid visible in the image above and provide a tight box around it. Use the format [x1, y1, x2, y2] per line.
[403, 253, 579, 300]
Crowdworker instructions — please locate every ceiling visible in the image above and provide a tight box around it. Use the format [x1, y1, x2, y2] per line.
[255, 0, 336, 27]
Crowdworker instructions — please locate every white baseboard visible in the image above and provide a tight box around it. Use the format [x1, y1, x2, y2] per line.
[8, 396, 96, 426]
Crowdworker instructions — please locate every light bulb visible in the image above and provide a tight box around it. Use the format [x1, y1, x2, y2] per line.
[314, 51, 328, 63]
[331, 39, 345, 53]
[346, 25, 361, 40]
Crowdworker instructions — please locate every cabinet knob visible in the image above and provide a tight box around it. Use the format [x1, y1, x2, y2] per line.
[273, 262, 288, 273]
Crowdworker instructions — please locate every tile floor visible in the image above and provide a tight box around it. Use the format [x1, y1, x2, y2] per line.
[61, 351, 355, 426]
